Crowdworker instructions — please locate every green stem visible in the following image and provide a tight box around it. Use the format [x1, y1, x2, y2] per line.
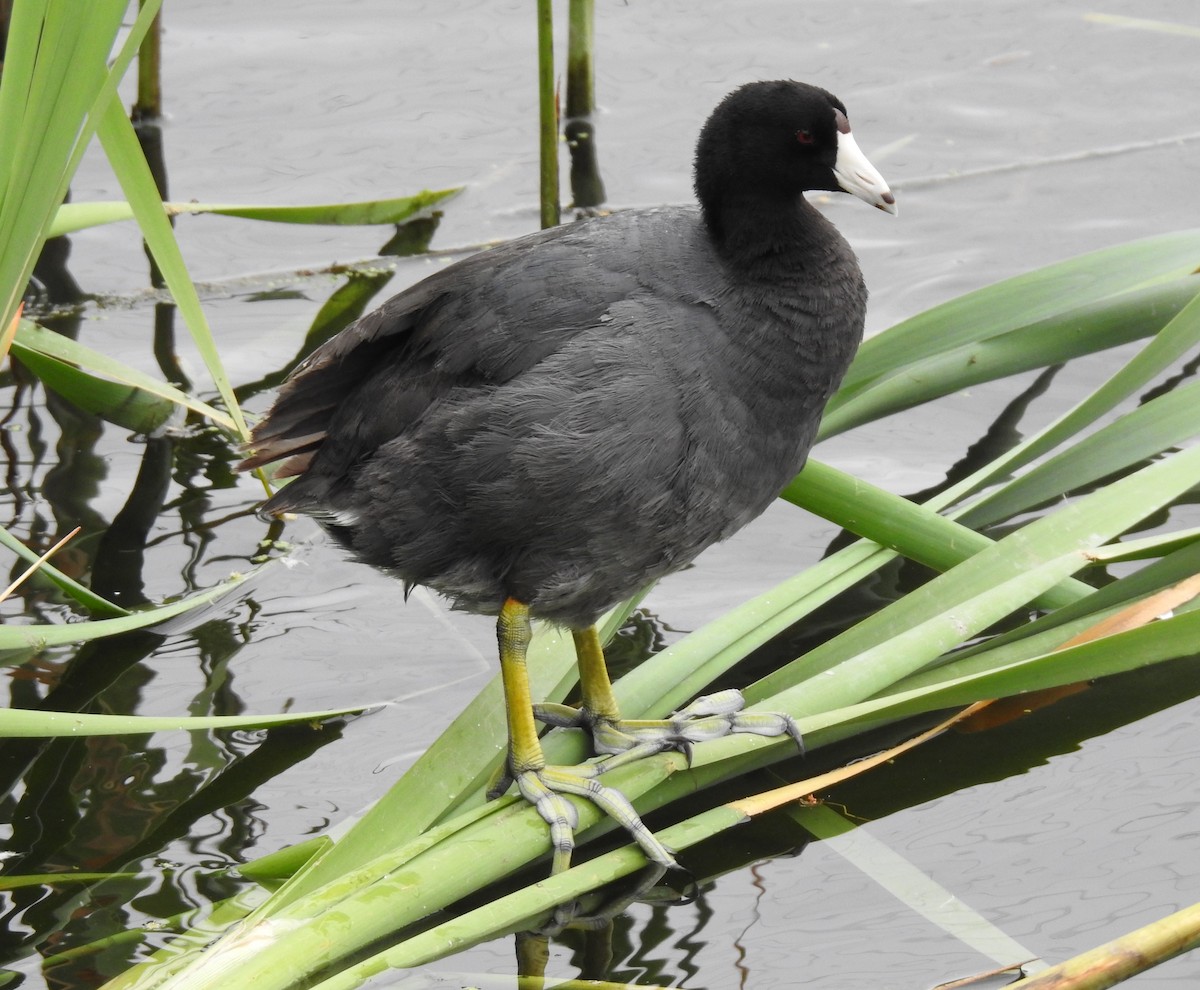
[133, 0, 162, 120]
[536, 0, 559, 228]
[565, 0, 594, 118]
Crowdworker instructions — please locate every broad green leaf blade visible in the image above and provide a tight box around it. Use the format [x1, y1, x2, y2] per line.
[821, 276, 1200, 438]
[96, 99, 249, 440]
[0, 0, 138, 327]
[1093, 526, 1200, 563]
[11, 319, 234, 428]
[752, 443, 1200, 703]
[930, 275, 1200, 513]
[964, 386, 1200, 528]
[0, 0, 40, 166]
[176, 189, 462, 225]
[0, 872, 135, 891]
[0, 705, 365, 739]
[61, 1, 165, 208]
[812, 606, 1200, 740]
[46, 188, 463, 238]
[13, 345, 177, 433]
[888, 546, 1200, 694]
[926, 539, 1200, 670]
[764, 551, 1091, 719]
[0, 524, 127, 616]
[957, 318, 1200, 528]
[0, 570, 246, 650]
[43, 199, 137, 236]
[238, 837, 334, 883]
[832, 228, 1200, 405]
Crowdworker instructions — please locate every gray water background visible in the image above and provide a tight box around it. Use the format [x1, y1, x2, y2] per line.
[5, 0, 1200, 986]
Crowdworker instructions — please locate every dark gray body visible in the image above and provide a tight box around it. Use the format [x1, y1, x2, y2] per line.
[251, 204, 866, 628]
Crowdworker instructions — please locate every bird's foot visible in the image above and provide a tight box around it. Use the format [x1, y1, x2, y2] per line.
[487, 761, 677, 874]
[535, 688, 803, 770]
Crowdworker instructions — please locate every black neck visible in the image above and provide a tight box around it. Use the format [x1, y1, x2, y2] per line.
[701, 191, 827, 269]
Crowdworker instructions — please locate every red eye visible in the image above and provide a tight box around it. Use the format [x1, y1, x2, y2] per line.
[796, 129, 814, 144]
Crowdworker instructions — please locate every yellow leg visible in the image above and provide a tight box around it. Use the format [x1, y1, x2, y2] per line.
[502, 617, 797, 875]
[495, 600, 676, 873]
[498, 598, 544, 773]
[539, 626, 805, 768]
[571, 625, 621, 723]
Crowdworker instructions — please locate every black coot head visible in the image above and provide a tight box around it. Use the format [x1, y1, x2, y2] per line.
[693, 79, 895, 225]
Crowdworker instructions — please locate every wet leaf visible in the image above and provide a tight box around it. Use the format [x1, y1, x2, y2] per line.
[46, 188, 463, 237]
[0, 569, 246, 650]
[97, 100, 251, 441]
[0, 872, 136, 891]
[0, 523, 127, 616]
[11, 318, 233, 429]
[833, 228, 1200, 404]
[13, 346, 177, 433]
[0, 705, 367, 739]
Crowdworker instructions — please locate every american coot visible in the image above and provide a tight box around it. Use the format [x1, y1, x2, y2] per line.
[242, 80, 895, 872]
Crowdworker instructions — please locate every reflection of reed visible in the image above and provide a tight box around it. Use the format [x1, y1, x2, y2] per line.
[132, 46, 194, 392]
[29, 229, 86, 309]
[538, 0, 610, 224]
[566, 0, 606, 211]
[5, 231, 344, 973]
[565, 117, 606, 212]
[91, 436, 173, 606]
[2, 620, 342, 990]
[136, 120, 190, 389]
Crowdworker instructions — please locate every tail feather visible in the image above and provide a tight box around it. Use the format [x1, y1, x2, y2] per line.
[238, 431, 325, 473]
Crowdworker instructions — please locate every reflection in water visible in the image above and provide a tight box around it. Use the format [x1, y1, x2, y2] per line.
[0, 170, 378, 987]
[905, 364, 1064, 509]
[1142, 349, 1200, 405]
[564, 0, 607, 211]
[565, 117, 607, 211]
[28, 232, 86, 312]
[135, 112, 194, 391]
[0, 610, 346, 985]
[91, 437, 174, 607]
